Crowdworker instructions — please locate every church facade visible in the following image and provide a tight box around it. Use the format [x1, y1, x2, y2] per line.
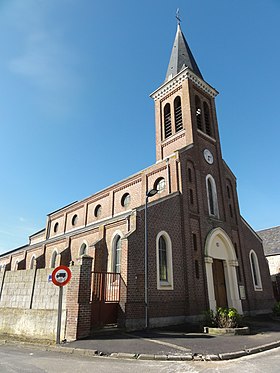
[0, 24, 274, 331]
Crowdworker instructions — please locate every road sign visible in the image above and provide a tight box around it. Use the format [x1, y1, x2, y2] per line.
[52, 265, 72, 287]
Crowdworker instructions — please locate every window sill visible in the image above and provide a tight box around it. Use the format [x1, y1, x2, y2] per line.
[157, 281, 174, 290]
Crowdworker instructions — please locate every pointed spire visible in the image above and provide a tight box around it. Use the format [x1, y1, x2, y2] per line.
[165, 22, 203, 82]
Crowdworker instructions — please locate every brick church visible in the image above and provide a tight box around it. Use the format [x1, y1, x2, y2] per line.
[0, 23, 274, 332]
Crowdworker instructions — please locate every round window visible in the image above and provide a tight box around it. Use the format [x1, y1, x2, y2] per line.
[72, 214, 78, 226]
[121, 193, 131, 207]
[154, 177, 165, 193]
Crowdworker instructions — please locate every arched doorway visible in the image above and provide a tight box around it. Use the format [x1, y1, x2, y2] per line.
[204, 228, 242, 313]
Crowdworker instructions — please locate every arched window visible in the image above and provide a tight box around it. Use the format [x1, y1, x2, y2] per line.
[206, 175, 219, 218]
[227, 185, 231, 199]
[159, 236, 168, 281]
[249, 250, 263, 290]
[154, 177, 165, 193]
[30, 255, 36, 269]
[195, 96, 202, 131]
[174, 96, 183, 132]
[164, 103, 172, 138]
[80, 243, 87, 256]
[203, 102, 212, 136]
[112, 235, 121, 273]
[50, 250, 58, 268]
[156, 232, 173, 289]
[188, 168, 192, 183]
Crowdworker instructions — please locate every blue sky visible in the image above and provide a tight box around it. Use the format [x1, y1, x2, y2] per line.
[0, 0, 279, 254]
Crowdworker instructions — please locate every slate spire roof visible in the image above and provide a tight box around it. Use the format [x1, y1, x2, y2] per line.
[165, 23, 203, 82]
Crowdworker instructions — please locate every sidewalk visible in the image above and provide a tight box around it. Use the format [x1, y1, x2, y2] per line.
[64, 316, 280, 361]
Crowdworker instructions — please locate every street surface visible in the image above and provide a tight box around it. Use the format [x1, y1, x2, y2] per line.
[0, 344, 279, 372]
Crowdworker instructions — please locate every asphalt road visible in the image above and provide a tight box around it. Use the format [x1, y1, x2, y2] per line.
[0, 344, 280, 372]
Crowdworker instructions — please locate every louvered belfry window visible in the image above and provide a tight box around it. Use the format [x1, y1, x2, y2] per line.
[204, 102, 211, 136]
[195, 96, 202, 131]
[174, 96, 183, 132]
[164, 103, 172, 138]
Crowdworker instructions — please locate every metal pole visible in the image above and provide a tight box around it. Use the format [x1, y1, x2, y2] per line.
[56, 286, 63, 344]
[144, 195, 149, 329]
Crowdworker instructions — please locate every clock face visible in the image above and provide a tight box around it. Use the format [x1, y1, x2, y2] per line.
[203, 149, 214, 164]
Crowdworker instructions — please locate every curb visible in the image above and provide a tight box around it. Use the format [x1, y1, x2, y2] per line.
[1, 338, 280, 362]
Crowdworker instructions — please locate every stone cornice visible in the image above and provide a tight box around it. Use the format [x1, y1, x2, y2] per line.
[150, 67, 219, 101]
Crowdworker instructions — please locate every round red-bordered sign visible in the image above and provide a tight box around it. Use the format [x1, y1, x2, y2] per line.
[52, 265, 72, 287]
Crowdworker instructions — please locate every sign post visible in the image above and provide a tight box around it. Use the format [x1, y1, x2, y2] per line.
[51, 265, 72, 344]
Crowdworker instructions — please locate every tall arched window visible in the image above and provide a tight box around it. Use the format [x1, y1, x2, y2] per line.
[156, 232, 173, 289]
[174, 96, 183, 132]
[249, 250, 263, 290]
[206, 175, 219, 218]
[163, 103, 172, 138]
[203, 102, 212, 136]
[50, 250, 58, 268]
[195, 96, 202, 131]
[112, 235, 121, 273]
[30, 255, 36, 269]
[80, 243, 87, 256]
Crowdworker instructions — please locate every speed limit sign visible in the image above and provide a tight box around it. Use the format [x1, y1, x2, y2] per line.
[52, 265, 72, 287]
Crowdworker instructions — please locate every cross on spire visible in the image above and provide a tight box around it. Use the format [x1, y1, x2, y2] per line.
[176, 8, 181, 25]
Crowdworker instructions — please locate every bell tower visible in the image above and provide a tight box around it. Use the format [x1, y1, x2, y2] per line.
[150, 22, 219, 162]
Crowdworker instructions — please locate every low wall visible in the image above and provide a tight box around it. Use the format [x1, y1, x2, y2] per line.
[0, 308, 66, 341]
[0, 268, 66, 341]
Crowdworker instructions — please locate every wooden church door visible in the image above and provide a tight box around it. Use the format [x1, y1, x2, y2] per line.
[213, 259, 228, 308]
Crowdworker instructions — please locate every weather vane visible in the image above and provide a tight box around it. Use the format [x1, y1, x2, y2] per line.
[176, 8, 181, 25]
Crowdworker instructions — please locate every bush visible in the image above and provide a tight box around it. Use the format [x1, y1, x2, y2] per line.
[204, 307, 242, 328]
[272, 301, 280, 316]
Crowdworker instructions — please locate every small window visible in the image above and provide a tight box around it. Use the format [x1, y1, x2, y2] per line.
[192, 233, 198, 251]
[154, 177, 166, 193]
[51, 250, 58, 268]
[121, 193, 131, 208]
[229, 203, 233, 218]
[164, 103, 172, 138]
[80, 243, 87, 256]
[203, 102, 212, 136]
[112, 235, 121, 273]
[72, 214, 78, 226]
[94, 204, 102, 218]
[174, 96, 183, 132]
[54, 222, 59, 233]
[188, 168, 192, 183]
[195, 96, 202, 131]
[30, 255, 36, 269]
[249, 250, 262, 290]
[189, 189, 194, 205]
[206, 175, 219, 218]
[227, 185, 231, 199]
[195, 260, 199, 279]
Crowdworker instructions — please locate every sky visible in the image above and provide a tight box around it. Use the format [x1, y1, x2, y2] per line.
[0, 0, 279, 254]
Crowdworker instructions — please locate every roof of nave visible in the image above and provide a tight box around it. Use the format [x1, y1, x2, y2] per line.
[258, 226, 280, 256]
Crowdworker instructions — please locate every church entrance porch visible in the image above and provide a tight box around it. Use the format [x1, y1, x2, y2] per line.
[205, 228, 242, 313]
